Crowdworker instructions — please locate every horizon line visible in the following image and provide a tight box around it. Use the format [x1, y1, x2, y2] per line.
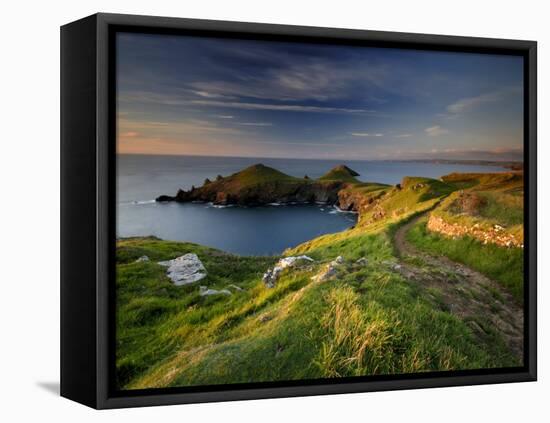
[116, 152, 524, 163]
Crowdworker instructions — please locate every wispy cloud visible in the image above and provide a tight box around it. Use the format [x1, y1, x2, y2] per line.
[117, 35, 524, 160]
[446, 87, 521, 114]
[117, 117, 246, 138]
[238, 122, 273, 127]
[447, 92, 503, 114]
[192, 90, 236, 99]
[425, 125, 449, 136]
[191, 99, 374, 114]
[188, 60, 389, 103]
[119, 92, 376, 115]
[350, 132, 384, 137]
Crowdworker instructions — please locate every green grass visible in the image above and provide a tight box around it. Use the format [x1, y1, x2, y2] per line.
[477, 191, 524, 226]
[359, 177, 455, 222]
[442, 172, 524, 193]
[116, 237, 278, 388]
[314, 281, 516, 378]
[429, 184, 524, 245]
[319, 165, 361, 183]
[115, 171, 524, 390]
[117, 228, 518, 389]
[406, 219, 524, 302]
[224, 163, 301, 187]
[162, 267, 516, 387]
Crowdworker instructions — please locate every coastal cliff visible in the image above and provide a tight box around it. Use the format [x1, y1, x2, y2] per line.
[156, 163, 376, 207]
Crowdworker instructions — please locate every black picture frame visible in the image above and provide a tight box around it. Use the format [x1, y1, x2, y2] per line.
[60, 12, 537, 409]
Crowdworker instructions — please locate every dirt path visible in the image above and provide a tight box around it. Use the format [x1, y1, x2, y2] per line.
[393, 213, 524, 361]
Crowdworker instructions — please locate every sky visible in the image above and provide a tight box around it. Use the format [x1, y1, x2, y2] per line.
[117, 32, 524, 161]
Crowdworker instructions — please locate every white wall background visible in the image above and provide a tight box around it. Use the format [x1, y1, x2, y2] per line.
[1, 0, 547, 420]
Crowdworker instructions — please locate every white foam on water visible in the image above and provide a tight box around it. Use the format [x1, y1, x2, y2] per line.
[331, 205, 358, 214]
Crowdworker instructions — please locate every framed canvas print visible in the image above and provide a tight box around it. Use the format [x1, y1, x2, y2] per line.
[60, 13, 537, 409]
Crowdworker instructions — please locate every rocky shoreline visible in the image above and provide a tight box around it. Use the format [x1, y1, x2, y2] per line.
[155, 163, 371, 210]
[154, 163, 524, 251]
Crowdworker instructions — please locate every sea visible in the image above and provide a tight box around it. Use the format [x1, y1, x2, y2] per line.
[117, 154, 507, 256]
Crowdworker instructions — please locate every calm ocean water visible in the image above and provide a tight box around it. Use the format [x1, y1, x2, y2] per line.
[117, 154, 506, 255]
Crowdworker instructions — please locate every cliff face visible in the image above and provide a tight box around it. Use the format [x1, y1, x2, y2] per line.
[156, 163, 362, 206]
[173, 179, 345, 206]
[338, 187, 379, 212]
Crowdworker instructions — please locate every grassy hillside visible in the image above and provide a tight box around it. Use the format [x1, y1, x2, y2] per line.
[221, 163, 302, 187]
[406, 220, 524, 301]
[164, 163, 365, 205]
[117, 170, 524, 390]
[406, 171, 525, 301]
[117, 234, 516, 390]
[435, 172, 524, 241]
[319, 164, 361, 183]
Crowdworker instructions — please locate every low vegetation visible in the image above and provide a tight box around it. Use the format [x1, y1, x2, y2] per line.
[116, 168, 524, 389]
[406, 218, 524, 301]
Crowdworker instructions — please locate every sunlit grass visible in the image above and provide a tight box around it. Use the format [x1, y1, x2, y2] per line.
[115, 172, 523, 389]
[406, 218, 524, 302]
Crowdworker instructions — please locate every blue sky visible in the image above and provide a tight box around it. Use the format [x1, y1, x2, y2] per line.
[117, 32, 524, 161]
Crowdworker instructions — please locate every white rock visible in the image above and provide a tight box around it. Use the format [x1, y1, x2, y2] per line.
[311, 265, 337, 283]
[262, 255, 314, 288]
[262, 267, 282, 288]
[356, 257, 368, 265]
[199, 286, 232, 296]
[277, 255, 314, 269]
[311, 256, 344, 283]
[158, 253, 207, 286]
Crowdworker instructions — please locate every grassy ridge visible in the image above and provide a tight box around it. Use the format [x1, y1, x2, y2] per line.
[116, 171, 523, 389]
[223, 163, 302, 187]
[116, 238, 278, 388]
[117, 232, 517, 389]
[405, 171, 525, 300]
[319, 164, 361, 183]
[406, 219, 524, 302]
[440, 171, 524, 239]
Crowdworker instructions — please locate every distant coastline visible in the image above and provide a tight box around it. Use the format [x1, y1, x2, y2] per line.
[383, 159, 523, 171]
[117, 152, 523, 170]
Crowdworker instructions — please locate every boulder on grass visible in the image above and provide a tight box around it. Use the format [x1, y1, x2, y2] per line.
[158, 253, 207, 286]
[262, 255, 314, 288]
[311, 256, 345, 283]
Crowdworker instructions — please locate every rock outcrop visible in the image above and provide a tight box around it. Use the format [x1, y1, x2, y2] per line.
[427, 214, 523, 248]
[158, 253, 207, 285]
[337, 186, 385, 214]
[311, 256, 344, 283]
[156, 195, 175, 202]
[262, 255, 314, 288]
